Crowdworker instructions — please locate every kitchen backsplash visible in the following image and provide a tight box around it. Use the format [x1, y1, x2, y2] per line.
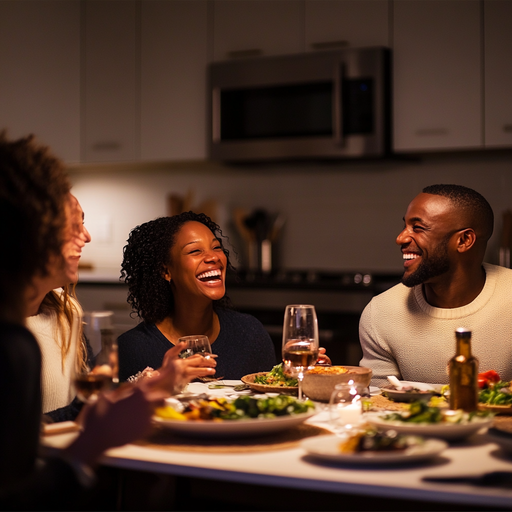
[70, 151, 512, 275]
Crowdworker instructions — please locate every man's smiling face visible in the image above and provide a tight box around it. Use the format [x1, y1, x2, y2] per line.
[396, 193, 460, 288]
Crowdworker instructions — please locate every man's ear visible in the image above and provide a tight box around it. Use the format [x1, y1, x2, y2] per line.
[456, 228, 477, 253]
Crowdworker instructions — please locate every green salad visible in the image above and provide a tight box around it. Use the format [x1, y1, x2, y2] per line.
[254, 363, 298, 387]
[382, 401, 490, 424]
[156, 395, 314, 421]
[479, 381, 512, 406]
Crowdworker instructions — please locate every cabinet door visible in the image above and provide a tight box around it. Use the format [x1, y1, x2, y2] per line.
[140, 0, 209, 161]
[484, 0, 512, 148]
[212, 0, 303, 61]
[393, 0, 481, 152]
[305, 0, 389, 52]
[0, 0, 80, 162]
[83, 0, 139, 162]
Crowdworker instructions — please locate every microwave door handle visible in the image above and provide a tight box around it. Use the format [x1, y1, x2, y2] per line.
[333, 63, 343, 146]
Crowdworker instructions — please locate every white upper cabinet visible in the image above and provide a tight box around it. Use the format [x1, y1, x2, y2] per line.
[304, 0, 390, 52]
[82, 0, 139, 163]
[484, 0, 512, 148]
[212, 0, 303, 61]
[140, 1, 209, 161]
[0, 0, 80, 162]
[392, 0, 481, 152]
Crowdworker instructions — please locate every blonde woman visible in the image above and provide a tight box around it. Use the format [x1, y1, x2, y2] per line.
[26, 194, 92, 421]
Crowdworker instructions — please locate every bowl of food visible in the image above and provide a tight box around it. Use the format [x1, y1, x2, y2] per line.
[302, 365, 372, 402]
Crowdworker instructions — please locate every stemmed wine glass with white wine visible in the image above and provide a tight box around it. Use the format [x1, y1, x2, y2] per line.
[282, 304, 319, 400]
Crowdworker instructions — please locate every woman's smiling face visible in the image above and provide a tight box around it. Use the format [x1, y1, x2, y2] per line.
[165, 221, 227, 303]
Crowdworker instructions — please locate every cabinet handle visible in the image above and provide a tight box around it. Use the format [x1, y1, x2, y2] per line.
[227, 49, 263, 59]
[311, 40, 349, 51]
[503, 125, 512, 133]
[91, 141, 122, 151]
[415, 128, 449, 136]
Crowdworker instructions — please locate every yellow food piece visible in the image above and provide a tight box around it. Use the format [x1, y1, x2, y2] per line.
[339, 431, 364, 453]
[155, 406, 186, 421]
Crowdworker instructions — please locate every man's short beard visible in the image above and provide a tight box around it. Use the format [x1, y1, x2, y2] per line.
[402, 238, 450, 288]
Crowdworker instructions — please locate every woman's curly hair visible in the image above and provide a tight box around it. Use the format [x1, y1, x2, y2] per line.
[121, 211, 233, 324]
[0, 132, 70, 323]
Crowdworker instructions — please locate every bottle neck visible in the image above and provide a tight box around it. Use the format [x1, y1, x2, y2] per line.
[456, 337, 472, 358]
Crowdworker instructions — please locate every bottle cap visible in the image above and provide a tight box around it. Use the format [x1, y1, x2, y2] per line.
[455, 327, 471, 338]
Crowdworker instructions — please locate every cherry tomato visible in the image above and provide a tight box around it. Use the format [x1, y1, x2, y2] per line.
[477, 370, 501, 388]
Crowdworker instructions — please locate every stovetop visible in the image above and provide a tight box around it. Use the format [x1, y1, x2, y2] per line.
[226, 269, 401, 292]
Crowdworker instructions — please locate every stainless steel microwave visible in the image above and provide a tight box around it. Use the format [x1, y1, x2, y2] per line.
[208, 47, 391, 162]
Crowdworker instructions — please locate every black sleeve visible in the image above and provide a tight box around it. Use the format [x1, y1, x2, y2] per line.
[45, 396, 84, 423]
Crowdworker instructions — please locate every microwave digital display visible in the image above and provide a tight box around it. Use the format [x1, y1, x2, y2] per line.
[220, 82, 333, 140]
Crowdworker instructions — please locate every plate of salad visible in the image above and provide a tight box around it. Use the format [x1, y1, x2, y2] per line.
[153, 395, 315, 437]
[241, 363, 298, 394]
[366, 400, 493, 441]
[477, 370, 512, 415]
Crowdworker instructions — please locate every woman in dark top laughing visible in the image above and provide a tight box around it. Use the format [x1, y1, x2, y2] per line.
[118, 212, 277, 381]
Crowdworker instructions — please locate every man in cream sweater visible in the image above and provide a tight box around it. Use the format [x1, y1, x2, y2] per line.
[360, 184, 512, 387]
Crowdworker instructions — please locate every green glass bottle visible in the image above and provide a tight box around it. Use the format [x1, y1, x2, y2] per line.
[449, 328, 478, 412]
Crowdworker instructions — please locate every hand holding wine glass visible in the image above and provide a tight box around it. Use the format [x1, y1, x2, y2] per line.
[282, 304, 319, 400]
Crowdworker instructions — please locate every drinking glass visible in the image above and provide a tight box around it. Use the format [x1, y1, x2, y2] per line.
[282, 304, 319, 400]
[329, 381, 371, 435]
[178, 335, 212, 359]
[174, 335, 213, 393]
[74, 311, 118, 403]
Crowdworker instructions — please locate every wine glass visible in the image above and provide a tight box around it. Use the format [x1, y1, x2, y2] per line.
[175, 335, 213, 393]
[282, 304, 319, 400]
[178, 335, 212, 359]
[74, 311, 118, 403]
[329, 381, 371, 435]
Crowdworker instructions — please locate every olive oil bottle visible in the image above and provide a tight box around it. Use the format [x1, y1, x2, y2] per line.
[448, 328, 478, 412]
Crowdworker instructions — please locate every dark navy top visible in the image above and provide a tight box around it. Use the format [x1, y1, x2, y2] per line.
[118, 308, 277, 381]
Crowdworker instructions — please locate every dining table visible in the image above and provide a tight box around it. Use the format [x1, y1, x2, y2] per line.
[41, 381, 512, 511]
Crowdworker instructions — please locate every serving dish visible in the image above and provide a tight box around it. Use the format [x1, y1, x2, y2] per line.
[302, 366, 373, 402]
[153, 409, 315, 438]
[301, 434, 447, 465]
[478, 404, 512, 415]
[381, 385, 437, 403]
[366, 413, 493, 441]
[241, 372, 298, 394]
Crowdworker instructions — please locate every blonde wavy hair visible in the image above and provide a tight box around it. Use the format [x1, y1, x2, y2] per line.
[40, 284, 88, 374]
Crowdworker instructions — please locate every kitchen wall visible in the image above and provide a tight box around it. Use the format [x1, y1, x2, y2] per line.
[71, 149, 512, 275]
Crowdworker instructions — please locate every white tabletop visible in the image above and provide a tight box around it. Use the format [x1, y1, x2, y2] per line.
[42, 383, 512, 508]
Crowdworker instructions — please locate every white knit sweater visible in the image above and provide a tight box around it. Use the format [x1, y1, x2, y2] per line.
[360, 263, 512, 388]
[26, 293, 82, 414]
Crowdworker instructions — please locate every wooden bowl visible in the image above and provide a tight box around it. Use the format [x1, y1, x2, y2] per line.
[302, 366, 373, 402]
[241, 372, 298, 395]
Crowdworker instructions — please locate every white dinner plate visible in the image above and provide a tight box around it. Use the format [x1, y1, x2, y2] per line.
[366, 413, 493, 441]
[301, 435, 447, 465]
[153, 409, 316, 438]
